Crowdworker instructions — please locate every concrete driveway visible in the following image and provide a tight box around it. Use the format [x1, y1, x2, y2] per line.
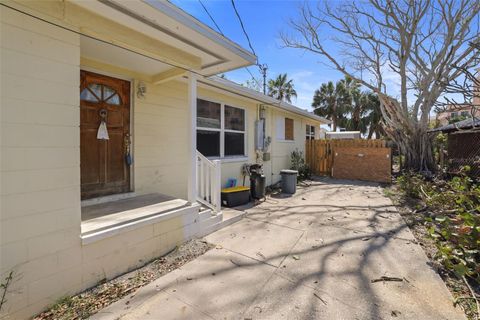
[93, 178, 465, 320]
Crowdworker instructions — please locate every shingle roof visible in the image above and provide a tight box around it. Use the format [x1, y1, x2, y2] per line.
[429, 117, 480, 133]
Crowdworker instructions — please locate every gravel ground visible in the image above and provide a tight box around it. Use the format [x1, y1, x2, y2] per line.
[33, 239, 213, 320]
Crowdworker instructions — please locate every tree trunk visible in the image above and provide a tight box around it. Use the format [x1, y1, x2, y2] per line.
[367, 124, 375, 139]
[394, 128, 436, 172]
[332, 100, 337, 132]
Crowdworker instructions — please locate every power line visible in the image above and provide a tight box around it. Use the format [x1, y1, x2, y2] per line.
[230, 0, 257, 58]
[229, 0, 268, 91]
[198, 0, 262, 90]
[198, 0, 224, 36]
[245, 67, 263, 90]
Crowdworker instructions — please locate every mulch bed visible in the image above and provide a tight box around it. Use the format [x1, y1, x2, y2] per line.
[386, 184, 479, 320]
[33, 239, 214, 320]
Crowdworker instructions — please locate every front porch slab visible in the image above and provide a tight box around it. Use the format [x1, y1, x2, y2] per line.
[80, 193, 197, 244]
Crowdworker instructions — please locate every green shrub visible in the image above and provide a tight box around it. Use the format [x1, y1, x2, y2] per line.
[290, 149, 311, 180]
[397, 169, 480, 283]
[396, 173, 425, 198]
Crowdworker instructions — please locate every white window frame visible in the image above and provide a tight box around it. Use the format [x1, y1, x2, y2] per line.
[197, 97, 247, 159]
[306, 124, 316, 140]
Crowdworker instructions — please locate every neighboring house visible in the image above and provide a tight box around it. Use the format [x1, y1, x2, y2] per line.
[429, 118, 480, 177]
[475, 68, 480, 107]
[318, 126, 328, 139]
[436, 104, 480, 126]
[0, 1, 328, 319]
[325, 131, 362, 140]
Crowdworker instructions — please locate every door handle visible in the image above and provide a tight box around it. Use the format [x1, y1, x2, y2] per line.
[124, 133, 133, 166]
[124, 133, 131, 152]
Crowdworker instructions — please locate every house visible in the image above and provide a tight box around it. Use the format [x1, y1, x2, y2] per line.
[436, 104, 480, 126]
[0, 1, 329, 318]
[429, 118, 480, 177]
[325, 131, 362, 139]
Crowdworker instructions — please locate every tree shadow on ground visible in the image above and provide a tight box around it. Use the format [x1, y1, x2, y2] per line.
[146, 181, 443, 319]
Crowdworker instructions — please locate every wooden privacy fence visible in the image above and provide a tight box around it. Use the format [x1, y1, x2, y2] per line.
[305, 139, 391, 183]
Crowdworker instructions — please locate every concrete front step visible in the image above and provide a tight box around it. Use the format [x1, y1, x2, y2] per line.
[198, 208, 247, 237]
[198, 208, 216, 222]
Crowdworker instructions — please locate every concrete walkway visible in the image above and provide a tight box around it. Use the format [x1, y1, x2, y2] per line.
[93, 178, 465, 320]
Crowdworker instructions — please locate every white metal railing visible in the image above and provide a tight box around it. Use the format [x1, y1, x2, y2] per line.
[196, 151, 221, 213]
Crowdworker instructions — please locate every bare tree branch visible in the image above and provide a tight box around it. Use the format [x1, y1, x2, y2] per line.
[281, 0, 480, 172]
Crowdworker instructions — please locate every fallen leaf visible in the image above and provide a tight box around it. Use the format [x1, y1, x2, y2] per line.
[292, 255, 300, 260]
[391, 310, 401, 317]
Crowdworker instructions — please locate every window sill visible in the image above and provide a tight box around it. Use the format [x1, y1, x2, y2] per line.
[277, 140, 295, 143]
[207, 156, 249, 163]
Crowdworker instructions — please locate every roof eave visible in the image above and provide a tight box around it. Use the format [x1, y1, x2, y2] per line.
[204, 76, 331, 124]
[144, 0, 257, 65]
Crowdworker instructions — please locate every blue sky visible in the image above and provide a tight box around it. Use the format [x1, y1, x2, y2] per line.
[170, 0, 345, 111]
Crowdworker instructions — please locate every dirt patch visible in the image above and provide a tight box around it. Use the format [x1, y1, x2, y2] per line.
[33, 239, 214, 320]
[385, 184, 479, 320]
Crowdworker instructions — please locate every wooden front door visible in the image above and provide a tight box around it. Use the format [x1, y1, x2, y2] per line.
[80, 70, 131, 199]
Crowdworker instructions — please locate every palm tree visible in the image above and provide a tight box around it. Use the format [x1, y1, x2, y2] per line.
[312, 77, 352, 131]
[363, 93, 384, 139]
[267, 73, 297, 103]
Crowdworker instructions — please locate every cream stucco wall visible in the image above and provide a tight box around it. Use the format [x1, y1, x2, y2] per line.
[134, 80, 190, 198]
[267, 108, 317, 185]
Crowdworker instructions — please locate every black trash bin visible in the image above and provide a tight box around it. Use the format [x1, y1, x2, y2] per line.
[248, 164, 266, 199]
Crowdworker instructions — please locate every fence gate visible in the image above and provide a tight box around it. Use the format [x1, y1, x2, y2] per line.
[305, 139, 391, 183]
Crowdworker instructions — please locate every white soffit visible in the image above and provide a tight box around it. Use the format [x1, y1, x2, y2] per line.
[73, 0, 257, 75]
[80, 36, 171, 75]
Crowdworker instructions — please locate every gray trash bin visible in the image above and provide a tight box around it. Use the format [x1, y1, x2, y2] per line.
[280, 169, 298, 194]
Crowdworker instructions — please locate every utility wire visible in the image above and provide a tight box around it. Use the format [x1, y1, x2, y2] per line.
[199, 0, 262, 90]
[245, 67, 263, 90]
[230, 0, 257, 58]
[198, 0, 224, 36]
[229, 0, 267, 91]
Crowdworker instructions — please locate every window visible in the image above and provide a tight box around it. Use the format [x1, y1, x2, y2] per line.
[196, 99, 246, 157]
[285, 118, 294, 140]
[80, 84, 121, 105]
[306, 124, 316, 140]
[450, 112, 457, 118]
[461, 111, 469, 117]
[276, 116, 295, 141]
